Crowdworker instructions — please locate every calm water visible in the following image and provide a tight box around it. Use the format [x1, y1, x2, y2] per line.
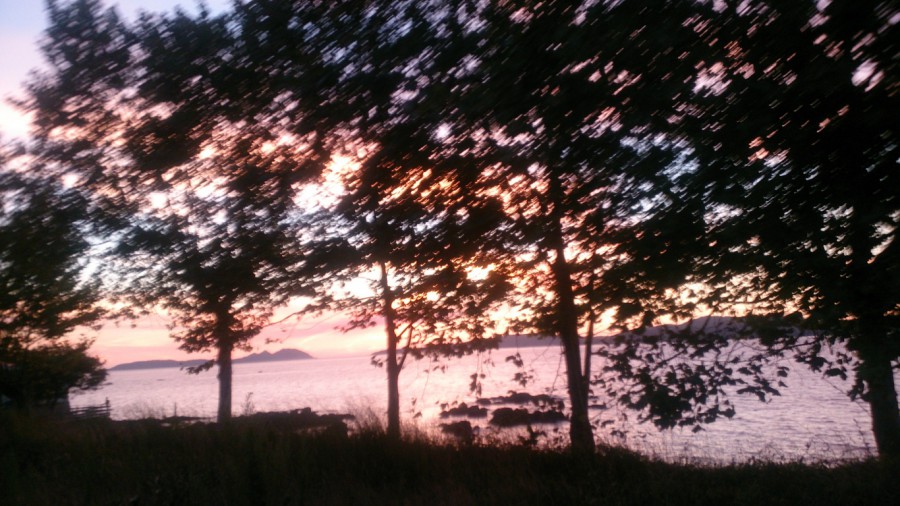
[71, 345, 882, 463]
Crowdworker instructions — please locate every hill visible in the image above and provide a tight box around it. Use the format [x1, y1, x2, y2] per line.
[110, 348, 313, 371]
[496, 334, 559, 348]
[375, 316, 798, 356]
[233, 349, 313, 363]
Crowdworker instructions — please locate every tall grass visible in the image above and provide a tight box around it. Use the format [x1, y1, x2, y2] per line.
[1, 411, 896, 505]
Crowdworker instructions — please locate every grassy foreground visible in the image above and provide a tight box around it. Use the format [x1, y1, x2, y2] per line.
[1, 413, 897, 505]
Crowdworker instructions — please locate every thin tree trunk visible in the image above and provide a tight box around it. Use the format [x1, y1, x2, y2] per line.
[859, 349, 900, 458]
[552, 252, 595, 453]
[217, 340, 233, 424]
[847, 215, 899, 458]
[583, 271, 596, 390]
[379, 260, 401, 439]
[584, 309, 594, 391]
[547, 172, 595, 453]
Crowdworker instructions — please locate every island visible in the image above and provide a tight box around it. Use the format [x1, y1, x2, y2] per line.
[110, 348, 314, 371]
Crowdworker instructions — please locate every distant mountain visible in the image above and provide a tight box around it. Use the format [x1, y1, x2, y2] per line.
[109, 359, 207, 371]
[234, 349, 313, 363]
[467, 320, 748, 349]
[110, 348, 314, 371]
[373, 316, 790, 357]
[496, 334, 559, 348]
[613, 315, 743, 340]
[373, 334, 560, 356]
[610, 315, 802, 342]
[492, 317, 790, 350]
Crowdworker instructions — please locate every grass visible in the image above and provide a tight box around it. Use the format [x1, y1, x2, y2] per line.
[1, 411, 897, 505]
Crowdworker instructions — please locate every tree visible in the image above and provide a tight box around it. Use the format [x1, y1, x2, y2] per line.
[0, 155, 107, 409]
[23, 0, 503, 430]
[25, 0, 895, 458]
[280, 0, 510, 439]
[593, 1, 900, 457]
[428, 0, 706, 452]
[692, 0, 899, 458]
[226, 0, 709, 450]
[0, 341, 106, 409]
[118, 205, 301, 423]
[21, 0, 312, 423]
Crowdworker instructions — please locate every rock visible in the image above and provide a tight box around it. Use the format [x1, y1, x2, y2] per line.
[477, 391, 565, 410]
[489, 407, 568, 427]
[439, 402, 488, 418]
[440, 420, 476, 441]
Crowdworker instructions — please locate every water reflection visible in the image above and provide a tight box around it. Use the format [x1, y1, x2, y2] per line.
[71, 346, 885, 463]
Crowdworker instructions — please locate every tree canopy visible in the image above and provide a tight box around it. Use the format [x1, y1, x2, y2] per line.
[15, 0, 898, 456]
[0, 152, 107, 408]
[592, 0, 899, 455]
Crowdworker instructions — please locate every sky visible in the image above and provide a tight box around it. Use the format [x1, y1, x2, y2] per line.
[0, 0, 235, 139]
[0, 0, 386, 365]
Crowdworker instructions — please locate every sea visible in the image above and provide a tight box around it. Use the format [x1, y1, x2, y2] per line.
[70, 344, 884, 464]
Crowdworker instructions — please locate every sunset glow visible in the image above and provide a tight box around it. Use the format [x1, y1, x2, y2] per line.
[2, 0, 895, 470]
[94, 309, 387, 367]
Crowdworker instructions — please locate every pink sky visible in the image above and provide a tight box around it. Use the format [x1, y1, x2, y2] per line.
[93, 311, 387, 367]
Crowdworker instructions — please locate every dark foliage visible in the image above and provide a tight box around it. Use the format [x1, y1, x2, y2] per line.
[0, 341, 106, 409]
[0, 160, 106, 409]
[591, 0, 899, 456]
[2, 414, 898, 505]
[15, 0, 898, 456]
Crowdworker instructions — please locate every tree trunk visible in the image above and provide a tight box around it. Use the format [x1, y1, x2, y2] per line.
[385, 336, 401, 439]
[583, 273, 597, 392]
[547, 172, 595, 453]
[379, 260, 402, 439]
[217, 340, 233, 424]
[859, 349, 900, 458]
[547, 171, 595, 452]
[584, 309, 594, 392]
[553, 256, 595, 453]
